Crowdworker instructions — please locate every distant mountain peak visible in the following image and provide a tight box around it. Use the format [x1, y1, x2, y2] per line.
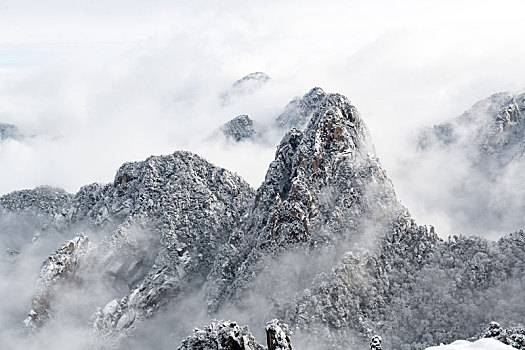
[220, 114, 262, 142]
[232, 72, 271, 88]
[221, 72, 271, 103]
[0, 123, 23, 141]
[275, 87, 328, 130]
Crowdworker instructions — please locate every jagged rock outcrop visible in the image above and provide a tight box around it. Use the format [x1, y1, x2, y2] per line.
[220, 115, 263, 142]
[23, 234, 94, 328]
[0, 123, 23, 141]
[177, 319, 293, 350]
[221, 72, 271, 103]
[266, 319, 293, 350]
[178, 320, 265, 350]
[207, 88, 400, 315]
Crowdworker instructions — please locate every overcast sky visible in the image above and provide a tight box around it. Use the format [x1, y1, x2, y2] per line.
[2, 0, 525, 236]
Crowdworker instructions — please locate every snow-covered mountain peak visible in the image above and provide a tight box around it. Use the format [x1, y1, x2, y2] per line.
[221, 72, 271, 103]
[219, 114, 262, 142]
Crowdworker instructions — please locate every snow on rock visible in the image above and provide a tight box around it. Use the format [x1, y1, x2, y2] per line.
[0, 186, 73, 244]
[425, 338, 516, 350]
[275, 87, 327, 131]
[206, 87, 400, 313]
[4, 87, 525, 350]
[219, 115, 264, 142]
[23, 234, 94, 329]
[10, 151, 254, 346]
[482, 321, 525, 350]
[265, 319, 293, 350]
[87, 152, 255, 345]
[177, 320, 265, 350]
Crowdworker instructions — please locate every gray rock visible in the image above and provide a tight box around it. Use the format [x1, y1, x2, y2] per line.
[220, 115, 263, 142]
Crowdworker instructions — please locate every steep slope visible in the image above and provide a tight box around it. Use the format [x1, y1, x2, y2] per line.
[207, 88, 400, 316]
[23, 234, 94, 328]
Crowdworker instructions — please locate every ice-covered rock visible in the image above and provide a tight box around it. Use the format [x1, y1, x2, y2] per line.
[85, 152, 255, 344]
[12, 151, 254, 347]
[6, 88, 525, 350]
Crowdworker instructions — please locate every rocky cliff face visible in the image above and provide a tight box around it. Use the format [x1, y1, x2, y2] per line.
[206, 88, 400, 323]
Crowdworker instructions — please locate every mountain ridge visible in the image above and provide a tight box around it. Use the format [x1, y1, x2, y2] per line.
[1, 88, 524, 350]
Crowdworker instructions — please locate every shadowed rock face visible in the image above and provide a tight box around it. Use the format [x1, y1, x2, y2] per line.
[266, 319, 293, 350]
